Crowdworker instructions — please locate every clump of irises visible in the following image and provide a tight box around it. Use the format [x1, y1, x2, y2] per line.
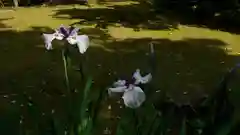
[36, 25, 240, 135]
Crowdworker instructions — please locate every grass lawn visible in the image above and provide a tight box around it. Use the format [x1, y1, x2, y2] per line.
[1, 1, 240, 134]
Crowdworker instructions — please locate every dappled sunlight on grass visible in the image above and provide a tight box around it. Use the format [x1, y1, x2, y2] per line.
[0, 1, 239, 107]
[1, 2, 240, 134]
[0, 7, 79, 30]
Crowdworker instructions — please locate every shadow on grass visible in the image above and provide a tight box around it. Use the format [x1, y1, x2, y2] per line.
[1, 26, 240, 134]
[84, 28, 240, 134]
[53, 2, 178, 31]
[0, 26, 71, 135]
[160, 10, 240, 34]
[52, 1, 240, 34]
[43, 0, 89, 6]
[37, 0, 133, 6]
[153, 1, 240, 34]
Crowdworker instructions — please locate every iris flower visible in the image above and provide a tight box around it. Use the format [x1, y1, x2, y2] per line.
[108, 69, 152, 108]
[42, 25, 89, 54]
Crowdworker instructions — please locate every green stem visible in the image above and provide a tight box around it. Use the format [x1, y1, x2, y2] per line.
[62, 49, 70, 93]
[132, 110, 140, 135]
[62, 46, 75, 135]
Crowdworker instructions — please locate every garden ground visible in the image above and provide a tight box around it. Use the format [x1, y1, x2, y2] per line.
[1, 1, 240, 134]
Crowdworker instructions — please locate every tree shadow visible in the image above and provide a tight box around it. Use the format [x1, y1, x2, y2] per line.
[0, 26, 72, 134]
[52, 0, 240, 34]
[87, 37, 238, 103]
[44, 0, 134, 6]
[53, 0, 240, 34]
[45, 0, 89, 6]
[1, 26, 240, 134]
[82, 30, 240, 134]
[156, 2, 240, 34]
[53, 2, 178, 31]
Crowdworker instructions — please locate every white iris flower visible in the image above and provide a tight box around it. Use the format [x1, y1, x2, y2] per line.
[66, 34, 89, 54]
[108, 69, 152, 108]
[42, 25, 89, 54]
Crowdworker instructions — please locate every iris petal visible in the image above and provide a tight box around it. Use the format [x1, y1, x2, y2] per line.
[133, 69, 152, 84]
[122, 86, 146, 108]
[43, 33, 55, 50]
[75, 35, 89, 54]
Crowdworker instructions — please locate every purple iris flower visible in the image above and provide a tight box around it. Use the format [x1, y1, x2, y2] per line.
[57, 25, 80, 38]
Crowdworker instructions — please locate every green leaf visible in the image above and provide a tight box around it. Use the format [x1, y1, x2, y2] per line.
[0, 108, 21, 135]
[89, 88, 107, 127]
[146, 112, 160, 135]
[179, 117, 186, 135]
[137, 104, 158, 135]
[228, 121, 240, 135]
[189, 118, 206, 129]
[116, 109, 137, 135]
[79, 77, 93, 120]
[78, 117, 93, 135]
[50, 116, 65, 135]
[71, 76, 93, 135]
[159, 102, 176, 135]
[116, 125, 125, 135]
[214, 119, 232, 135]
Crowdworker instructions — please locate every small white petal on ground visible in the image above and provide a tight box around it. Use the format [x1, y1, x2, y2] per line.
[11, 100, 16, 104]
[103, 127, 111, 135]
[108, 105, 111, 110]
[183, 91, 188, 95]
[51, 109, 55, 114]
